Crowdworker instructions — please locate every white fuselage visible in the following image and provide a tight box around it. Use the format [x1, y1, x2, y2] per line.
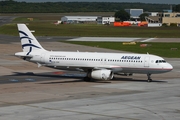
[16, 24, 173, 81]
[29, 51, 173, 74]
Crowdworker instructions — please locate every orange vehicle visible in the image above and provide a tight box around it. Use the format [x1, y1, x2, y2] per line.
[138, 21, 148, 26]
[114, 22, 131, 27]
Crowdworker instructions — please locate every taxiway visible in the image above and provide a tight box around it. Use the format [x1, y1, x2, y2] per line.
[0, 35, 180, 120]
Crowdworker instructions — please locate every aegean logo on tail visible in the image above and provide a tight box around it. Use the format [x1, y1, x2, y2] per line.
[19, 30, 41, 49]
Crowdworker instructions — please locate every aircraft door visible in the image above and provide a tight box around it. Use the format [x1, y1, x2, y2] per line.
[144, 56, 150, 67]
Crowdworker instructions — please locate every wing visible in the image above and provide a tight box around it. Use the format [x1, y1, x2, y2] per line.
[49, 64, 122, 73]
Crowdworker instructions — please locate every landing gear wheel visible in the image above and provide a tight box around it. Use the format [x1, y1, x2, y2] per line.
[147, 79, 152, 83]
[147, 74, 152, 83]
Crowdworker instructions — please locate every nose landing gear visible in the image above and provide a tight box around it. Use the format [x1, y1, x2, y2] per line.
[147, 74, 152, 82]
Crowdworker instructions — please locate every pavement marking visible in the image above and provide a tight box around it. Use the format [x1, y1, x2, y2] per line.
[141, 38, 156, 42]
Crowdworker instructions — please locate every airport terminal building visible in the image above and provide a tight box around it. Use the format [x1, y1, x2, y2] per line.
[162, 12, 180, 25]
[145, 12, 180, 26]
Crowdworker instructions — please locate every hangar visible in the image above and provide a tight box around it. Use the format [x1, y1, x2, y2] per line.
[61, 16, 98, 23]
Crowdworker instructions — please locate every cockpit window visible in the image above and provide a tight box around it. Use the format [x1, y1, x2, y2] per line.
[156, 60, 166, 63]
[162, 60, 166, 63]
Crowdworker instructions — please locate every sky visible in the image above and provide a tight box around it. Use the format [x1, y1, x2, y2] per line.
[15, 0, 180, 4]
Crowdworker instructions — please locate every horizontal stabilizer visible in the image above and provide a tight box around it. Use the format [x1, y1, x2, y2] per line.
[15, 52, 33, 58]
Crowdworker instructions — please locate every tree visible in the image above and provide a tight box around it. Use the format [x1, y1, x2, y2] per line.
[139, 13, 149, 21]
[114, 10, 130, 21]
[173, 4, 180, 12]
[0, 1, 171, 13]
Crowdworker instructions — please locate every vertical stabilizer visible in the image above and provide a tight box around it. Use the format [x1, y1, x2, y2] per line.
[17, 24, 45, 55]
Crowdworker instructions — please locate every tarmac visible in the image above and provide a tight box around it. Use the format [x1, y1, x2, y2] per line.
[0, 34, 180, 120]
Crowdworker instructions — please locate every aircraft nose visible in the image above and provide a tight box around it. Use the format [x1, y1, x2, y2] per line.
[166, 63, 173, 71]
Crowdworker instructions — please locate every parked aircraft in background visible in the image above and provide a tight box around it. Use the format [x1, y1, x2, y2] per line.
[15, 24, 173, 82]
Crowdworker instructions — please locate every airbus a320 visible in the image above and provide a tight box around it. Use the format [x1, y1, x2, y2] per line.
[15, 24, 173, 82]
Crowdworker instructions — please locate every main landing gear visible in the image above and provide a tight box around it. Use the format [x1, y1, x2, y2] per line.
[83, 70, 93, 82]
[83, 77, 92, 82]
[147, 74, 152, 82]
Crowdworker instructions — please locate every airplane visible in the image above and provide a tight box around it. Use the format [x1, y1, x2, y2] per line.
[15, 24, 173, 82]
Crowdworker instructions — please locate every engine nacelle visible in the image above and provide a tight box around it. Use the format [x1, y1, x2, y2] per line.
[90, 69, 114, 80]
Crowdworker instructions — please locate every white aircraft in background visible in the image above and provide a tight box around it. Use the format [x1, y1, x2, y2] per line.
[15, 24, 173, 82]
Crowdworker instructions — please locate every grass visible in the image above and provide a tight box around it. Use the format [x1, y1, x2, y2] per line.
[63, 41, 180, 58]
[0, 15, 180, 58]
[1, 22, 180, 38]
[13, 17, 39, 22]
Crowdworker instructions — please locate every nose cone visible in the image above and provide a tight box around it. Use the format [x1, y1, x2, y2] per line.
[166, 63, 173, 72]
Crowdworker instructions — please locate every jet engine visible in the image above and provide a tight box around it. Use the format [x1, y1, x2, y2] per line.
[90, 69, 114, 80]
